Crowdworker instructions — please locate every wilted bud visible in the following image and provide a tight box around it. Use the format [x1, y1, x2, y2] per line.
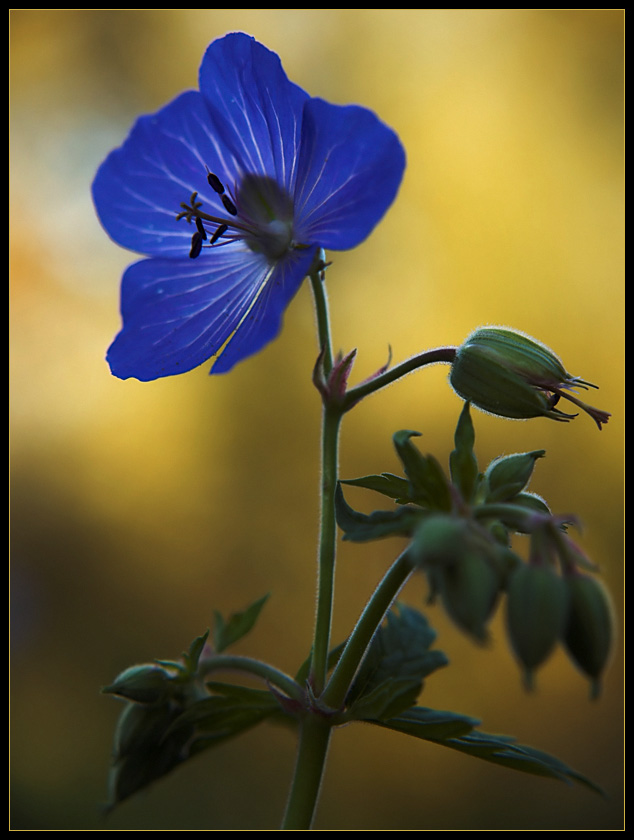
[562, 572, 615, 698]
[103, 663, 177, 704]
[506, 563, 569, 690]
[414, 515, 502, 641]
[450, 327, 610, 430]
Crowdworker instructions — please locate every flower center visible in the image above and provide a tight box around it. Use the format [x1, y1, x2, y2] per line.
[176, 171, 301, 262]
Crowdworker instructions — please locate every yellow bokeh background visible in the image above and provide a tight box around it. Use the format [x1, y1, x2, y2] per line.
[10, 9, 623, 830]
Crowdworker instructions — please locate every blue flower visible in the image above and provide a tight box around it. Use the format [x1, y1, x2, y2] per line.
[92, 33, 406, 381]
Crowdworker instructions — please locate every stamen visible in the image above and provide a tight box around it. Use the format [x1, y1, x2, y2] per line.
[210, 224, 228, 245]
[189, 231, 203, 259]
[207, 170, 225, 194]
[221, 194, 238, 216]
[195, 216, 207, 240]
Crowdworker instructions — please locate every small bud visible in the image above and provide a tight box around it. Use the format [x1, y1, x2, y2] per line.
[506, 563, 569, 689]
[450, 327, 610, 429]
[103, 664, 176, 704]
[562, 572, 615, 698]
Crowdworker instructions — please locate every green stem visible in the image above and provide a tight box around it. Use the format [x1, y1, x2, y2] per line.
[198, 654, 304, 702]
[310, 405, 342, 694]
[342, 346, 456, 411]
[280, 267, 341, 830]
[281, 714, 332, 830]
[309, 262, 333, 375]
[321, 548, 416, 710]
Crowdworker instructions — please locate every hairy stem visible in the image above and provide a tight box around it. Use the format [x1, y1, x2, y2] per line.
[321, 548, 416, 710]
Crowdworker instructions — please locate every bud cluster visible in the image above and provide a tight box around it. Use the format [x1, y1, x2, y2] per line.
[337, 402, 614, 695]
[102, 633, 213, 807]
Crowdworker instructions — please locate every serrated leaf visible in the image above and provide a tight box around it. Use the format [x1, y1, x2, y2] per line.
[340, 473, 414, 504]
[335, 484, 424, 542]
[212, 594, 270, 653]
[393, 431, 453, 510]
[347, 604, 448, 719]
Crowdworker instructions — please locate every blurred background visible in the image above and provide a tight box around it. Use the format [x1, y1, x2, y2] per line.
[10, 9, 623, 830]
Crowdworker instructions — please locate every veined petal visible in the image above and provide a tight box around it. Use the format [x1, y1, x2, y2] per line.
[198, 33, 309, 192]
[107, 247, 274, 381]
[293, 97, 405, 250]
[92, 91, 243, 259]
[212, 245, 317, 374]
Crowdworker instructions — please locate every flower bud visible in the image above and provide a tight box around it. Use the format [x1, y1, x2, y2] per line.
[414, 515, 502, 641]
[102, 663, 177, 704]
[506, 563, 569, 690]
[450, 327, 610, 429]
[562, 572, 615, 698]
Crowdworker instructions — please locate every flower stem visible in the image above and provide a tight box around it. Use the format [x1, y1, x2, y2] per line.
[343, 346, 456, 410]
[281, 714, 332, 830]
[321, 548, 416, 710]
[307, 263, 343, 695]
[198, 654, 304, 702]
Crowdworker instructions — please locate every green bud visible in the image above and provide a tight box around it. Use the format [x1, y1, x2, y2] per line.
[562, 573, 615, 698]
[450, 327, 610, 430]
[414, 515, 501, 641]
[103, 664, 177, 704]
[113, 700, 176, 760]
[506, 563, 569, 690]
[484, 450, 545, 502]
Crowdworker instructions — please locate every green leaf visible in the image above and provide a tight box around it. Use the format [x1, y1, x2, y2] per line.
[212, 594, 270, 653]
[182, 629, 210, 675]
[347, 677, 423, 722]
[335, 484, 424, 542]
[107, 702, 195, 808]
[371, 705, 479, 740]
[370, 710, 603, 795]
[393, 431, 453, 510]
[107, 684, 284, 809]
[449, 402, 480, 502]
[429, 730, 603, 794]
[484, 451, 545, 503]
[340, 473, 414, 504]
[346, 604, 449, 721]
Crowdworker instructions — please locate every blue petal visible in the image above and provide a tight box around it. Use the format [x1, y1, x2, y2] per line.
[106, 244, 315, 381]
[293, 97, 406, 251]
[92, 91, 245, 258]
[198, 33, 309, 192]
[212, 245, 317, 374]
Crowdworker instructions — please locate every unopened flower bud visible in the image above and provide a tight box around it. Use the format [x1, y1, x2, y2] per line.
[562, 572, 615, 698]
[450, 327, 610, 430]
[506, 563, 569, 690]
[414, 515, 502, 641]
[103, 663, 177, 704]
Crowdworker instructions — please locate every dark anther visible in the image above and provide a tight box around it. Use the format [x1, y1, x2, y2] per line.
[221, 194, 238, 216]
[195, 216, 207, 240]
[189, 231, 204, 259]
[207, 171, 225, 194]
[210, 224, 228, 245]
